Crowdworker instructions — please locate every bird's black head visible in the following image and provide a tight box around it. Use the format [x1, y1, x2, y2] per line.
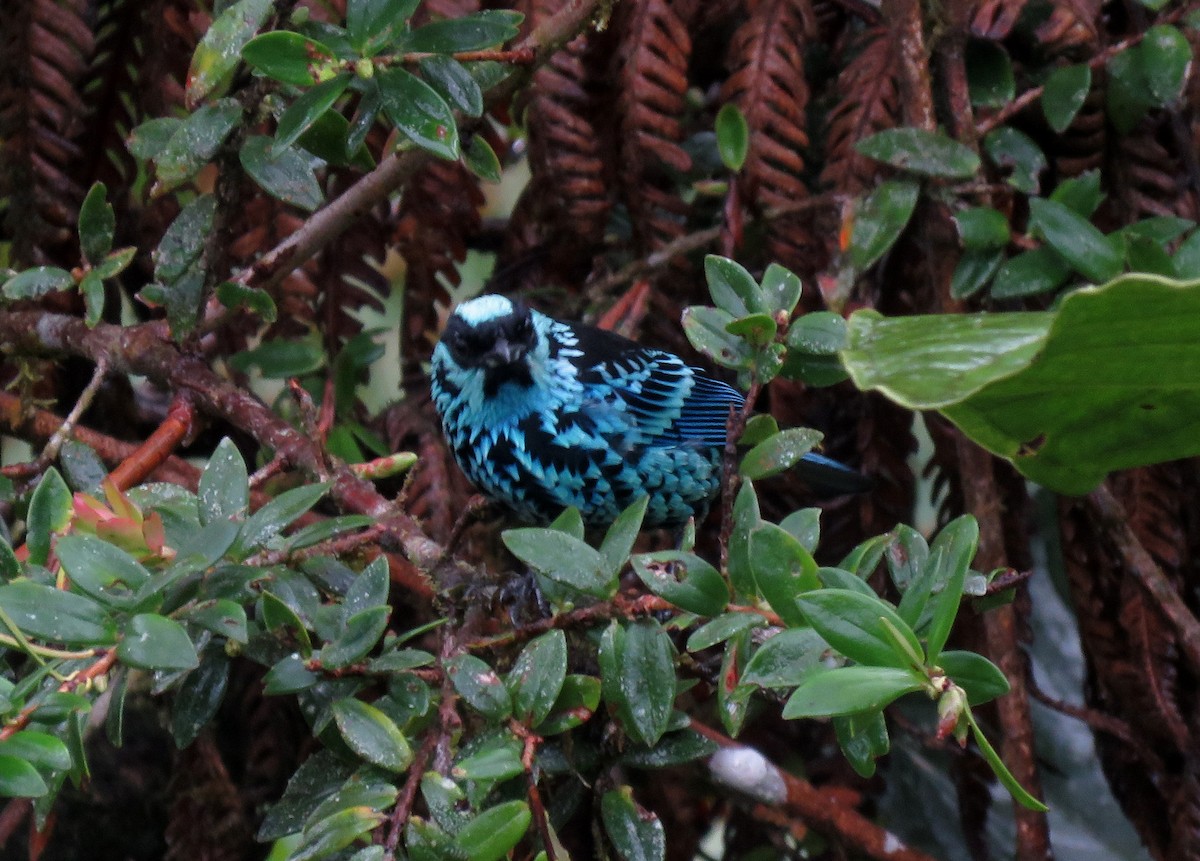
[442, 294, 538, 374]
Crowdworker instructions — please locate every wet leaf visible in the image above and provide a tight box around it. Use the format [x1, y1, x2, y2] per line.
[187, 0, 274, 105]
[240, 135, 323, 210]
[377, 68, 459, 160]
[856, 129, 980, 179]
[1042, 64, 1091, 133]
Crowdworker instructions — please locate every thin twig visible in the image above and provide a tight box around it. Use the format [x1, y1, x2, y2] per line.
[38, 358, 108, 469]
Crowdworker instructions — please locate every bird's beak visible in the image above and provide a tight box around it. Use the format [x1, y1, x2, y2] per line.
[482, 338, 526, 367]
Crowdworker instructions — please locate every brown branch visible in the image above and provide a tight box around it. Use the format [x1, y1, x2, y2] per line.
[883, 0, 934, 132]
[0, 649, 117, 742]
[1028, 681, 1163, 773]
[109, 394, 197, 491]
[690, 720, 938, 861]
[384, 732, 435, 859]
[1087, 482, 1200, 675]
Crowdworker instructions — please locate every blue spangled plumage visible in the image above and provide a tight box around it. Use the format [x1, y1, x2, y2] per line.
[430, 294, 859, 527]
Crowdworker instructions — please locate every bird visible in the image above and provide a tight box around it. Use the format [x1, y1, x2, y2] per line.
[430, 294, 862, 528]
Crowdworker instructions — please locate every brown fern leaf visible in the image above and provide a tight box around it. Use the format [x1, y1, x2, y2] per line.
[612, 0, 694, 254]
[0, 0, 95, 264]
[721, 0, 819, 275]
[820, 27, 900, 197]
[1111, 118, 1200, 222]
[165, 733, 252, 861]
[970, 0, 1027, 39]
[1034, 0, 1101, 57]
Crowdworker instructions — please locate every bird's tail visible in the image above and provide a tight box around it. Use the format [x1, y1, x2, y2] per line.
[796, 452, 873, 496]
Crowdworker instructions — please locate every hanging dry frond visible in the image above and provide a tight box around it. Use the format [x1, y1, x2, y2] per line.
[970, 0, 1028, 40]
[0, 0, 95, 264]
[613, 0, 694, 254]
[721, 0, 819, 275]
[1112, 119, 1200, 222]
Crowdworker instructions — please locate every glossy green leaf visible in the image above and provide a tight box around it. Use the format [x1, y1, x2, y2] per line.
[740, 427, 823, 480]
[26, 468, 71, 566]
[706, 254, 765, 316]
[682, 305, 752, 370]
[78, 182, 115, 264]
[748, 523, 819, 626]
[715, 103, 749, 171]
[619, 730, 719, 769]
[630, 550, 727, 616]
[241, 31, 337, 86]
[453, 800, 530, 861]
[295, 807, 385, 860]
[983, 126, 1045, 194]
[537, 673, 601, 734]
[257, 751, 354, 841]
[726, 480, 760, 600]
[127, 117, 180, 160]
[798, 589, 923, 669]
[1042, 64, 1091, 133]
[762, 262, 802, 316]
[990, 246, 1072, 299]
[687, 613, 765, 653]
[263, 654, 319, 695]
[716, 631, 752, 736]
[939, 650, 1009, 704]
[198, 437, 249, 525]
[966, 40, 1014, 108]
[419, 55, 483, 117]
[455, 735, 523, 782]
[95, 246, 136, 280]
[742, 627, 827, 688]
[296, 107, 373, 168]
[0, 731, 71, 772]
[1138, 25, 1190, 105]
[965, 708, 1048, 811]
[154, 195, 215, 285]
[377, 67, 459, 160]
[186, 0, 274, 105]
[185, 599, 249, 644]
[507, 629, 567, 726]
[619, 619, 676, 747]
[348, 0, 418, 50]
[502, 528, 614, 598]
[951, 249, 1005, 299]
[333, 698, 413, 772]
[1174, 229, 1200, 278]
[404, 10, 523, 52]
[55, 534, 150, 609]
[464, 134, 502, 182]
[1106, 48, 1153, 135]
[322, 606, 390, 668]
[548, 505, 584, 540]
[229, 335, 325, 378]
[118, 614, 199, 670]
[79, 269, 104, 328]
[602, 788, 665, 861]
[599, 496, 648, 579]
[0, 581, 116, 645]
[172, 651, 229, 747]
[241, 135, 323, 210]
[151, 100, 241, 194]
[215, 281, 277, 322]
[2, 267, 74, 300]
[0, 755, 48, 798]
[955, 206, 1010, 251]
[834, 710, 889, 778]
[446, 654, 511, 720]
[783, 665, 923, 718]
[235, 482, 330, 555]
[275, 73, 352, 152]
[856, 128, 980, 179]
[848, 179, 920, 270]
[1028, 197, 1122, 283]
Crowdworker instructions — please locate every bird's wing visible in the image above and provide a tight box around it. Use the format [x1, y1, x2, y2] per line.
[568, 323, 744, 446]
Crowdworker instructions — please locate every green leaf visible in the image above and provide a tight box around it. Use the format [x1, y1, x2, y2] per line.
[172, 650, 229, 747]
[717, 631, 752, 736]
[154, 195, 216, 284]
[1175, 229, 1200, 278]
[184, 599, 249, 644]
[446, 654, 511, 721]
[186, 0, 274, 105]
[455, 736, 523, 782]
[258, 751, 355, 841]
[241, 31, 337, 86]
[687, 612, 764, 653]
[924, 515, 977, 660]
[983, 126, 1045, 194]
[761, 262, 802, 317]
[26, 468, 72, 566]
[240, 135, 323, 210]
[215, 281, 277, 322]
[950, 249, 1005, 299]
[965, 708, 1048, 811]
[348, 0, 418, 51]
[715, 103, 749, 171]
[263, 654, 319, 695]
[797, 589, 924, 669]
[117, 614, 199, 670]
[779, 507, 821, 553]
[783, 665, 923, 718]
[463, 134, 502, 182]
[453, 800, 531, 861]
[740, 427, 823, 480]
[275, 73, 353, 152]
[848, 180, 920, 271]
[78, 182, 115, 264]
[619, 730, 719, 769]
[0, 581, 116, 645]
[856, 128, 980, 178]
[727, 480, 759, 600]
[630, 550, 727, 616]
[229, 335, 325, 378]
[419, 55, 483, 118]
[833, 710, 889, 778]
[938, 650, 1009, 704]
[1106, 48, 1152, 135]
[377, 68, 459, 160]
[95, 246, 136, 280]
[0, 755, 48, 798]
[955, 206, 1010, 251]
[0, 731, 71, 772]
[502, 528, 614, 598]
[548, 505, 584, 539]
[152, 101, 241, 194]
[79, 270, 105, 328]
[127, 117, 181, 160]
[602, 788, 665, 861]
[507, 629, 567, 726]
[2, 267, 74, 301]
[749, 523, 819, 626]
[321, 606, 390, 668]
[1138, 25, 1190, 105]
[990, 246, 1072, 299]
[235, 482, 330, 555]
[537, 673, 601, 735]
[619, 619, 676, 747]
[1028, 197, 1122, 283]
[198, 437, 249, 524]
[1042, 64, 1091, 133]
[742, 627, 828, 688]
[332, 698, 413, 772]
[403, 10, 523, 52]
[681, 305, 752, 370]
[705, 254, 765, 316]
[599, 496, 648, 579]
[784, 311, 849, 386]
[55, 534, 151, 610]
[966, 40, 1014, 108]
